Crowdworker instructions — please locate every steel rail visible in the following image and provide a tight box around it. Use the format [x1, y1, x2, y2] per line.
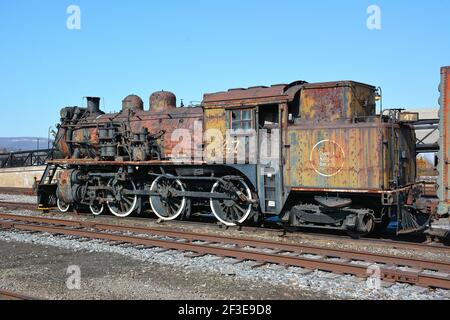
[0, 188, 34, 196]
[0, 201, 37, 209]
[0, 213, 449, 289]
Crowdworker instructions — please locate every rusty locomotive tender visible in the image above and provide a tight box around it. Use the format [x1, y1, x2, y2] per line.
[36, 75, 447, 236]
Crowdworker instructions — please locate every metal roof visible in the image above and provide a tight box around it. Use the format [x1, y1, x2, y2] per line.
[202, 84, 288, 104]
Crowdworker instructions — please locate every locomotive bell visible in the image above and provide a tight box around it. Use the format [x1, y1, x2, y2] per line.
[149, 90, 176, 112]
[122, 94, 144, 111]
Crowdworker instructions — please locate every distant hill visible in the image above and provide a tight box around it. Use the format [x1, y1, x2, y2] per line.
[0, 137, 53, 153]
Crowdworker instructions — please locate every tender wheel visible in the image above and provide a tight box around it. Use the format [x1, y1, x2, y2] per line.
[346, 213, 375, 238]
[57, 198, 70, 213]
[149, 175, 187, 221]
[89, 202, 104, 216]
[210, 179, 253, 226]
[107, 179, 138, 218]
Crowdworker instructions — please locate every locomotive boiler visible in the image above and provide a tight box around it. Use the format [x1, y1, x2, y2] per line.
[37, 78, 438, 236]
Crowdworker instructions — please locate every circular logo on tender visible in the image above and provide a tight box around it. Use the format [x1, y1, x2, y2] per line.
[309, 139, 345, 177]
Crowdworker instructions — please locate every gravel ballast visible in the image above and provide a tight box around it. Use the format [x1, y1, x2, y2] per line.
[0, 230, 448, 300]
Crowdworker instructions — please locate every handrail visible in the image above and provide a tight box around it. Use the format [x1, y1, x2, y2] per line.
[0, 149, 54, 168]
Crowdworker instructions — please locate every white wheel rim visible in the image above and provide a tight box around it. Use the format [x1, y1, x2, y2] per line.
[149, 175, 186, 221]
[57, 198, 70, 213]
[90, 203, 104, 216]
[107, 180, 138, 218]
[210, 180, 252, 227]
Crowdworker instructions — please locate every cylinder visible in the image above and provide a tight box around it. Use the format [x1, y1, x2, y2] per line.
[149, 91, 176, 112]
[122, 94, 144, 112]
[86, 97, 101, 114]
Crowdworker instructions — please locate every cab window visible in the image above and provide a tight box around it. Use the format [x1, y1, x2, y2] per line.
[230, 109, 253, 130]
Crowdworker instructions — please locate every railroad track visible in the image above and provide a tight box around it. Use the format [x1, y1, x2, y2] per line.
[0, 289, 37, 300]
[0, 212, 449, 290]
[0, 188, 34, 196]
[0, 201, 37, 210]
[0, 200, 448, 253]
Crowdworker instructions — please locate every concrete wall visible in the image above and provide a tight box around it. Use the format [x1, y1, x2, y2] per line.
[0, 166, 46, 188]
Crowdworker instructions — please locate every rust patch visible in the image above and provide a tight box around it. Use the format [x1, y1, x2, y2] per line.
[298, 81, 376, 123]
[285, 120, 415, 191]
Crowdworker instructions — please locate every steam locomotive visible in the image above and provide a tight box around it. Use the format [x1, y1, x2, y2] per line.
[37, 78, 439, 236]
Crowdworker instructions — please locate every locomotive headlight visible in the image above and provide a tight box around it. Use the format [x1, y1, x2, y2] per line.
[375, 88, 382, 101]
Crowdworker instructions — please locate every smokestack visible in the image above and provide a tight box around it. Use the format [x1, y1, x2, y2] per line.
[86, 97, 101, 114]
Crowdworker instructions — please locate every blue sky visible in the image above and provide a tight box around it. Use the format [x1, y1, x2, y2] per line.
[0, 0, 449, 137]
